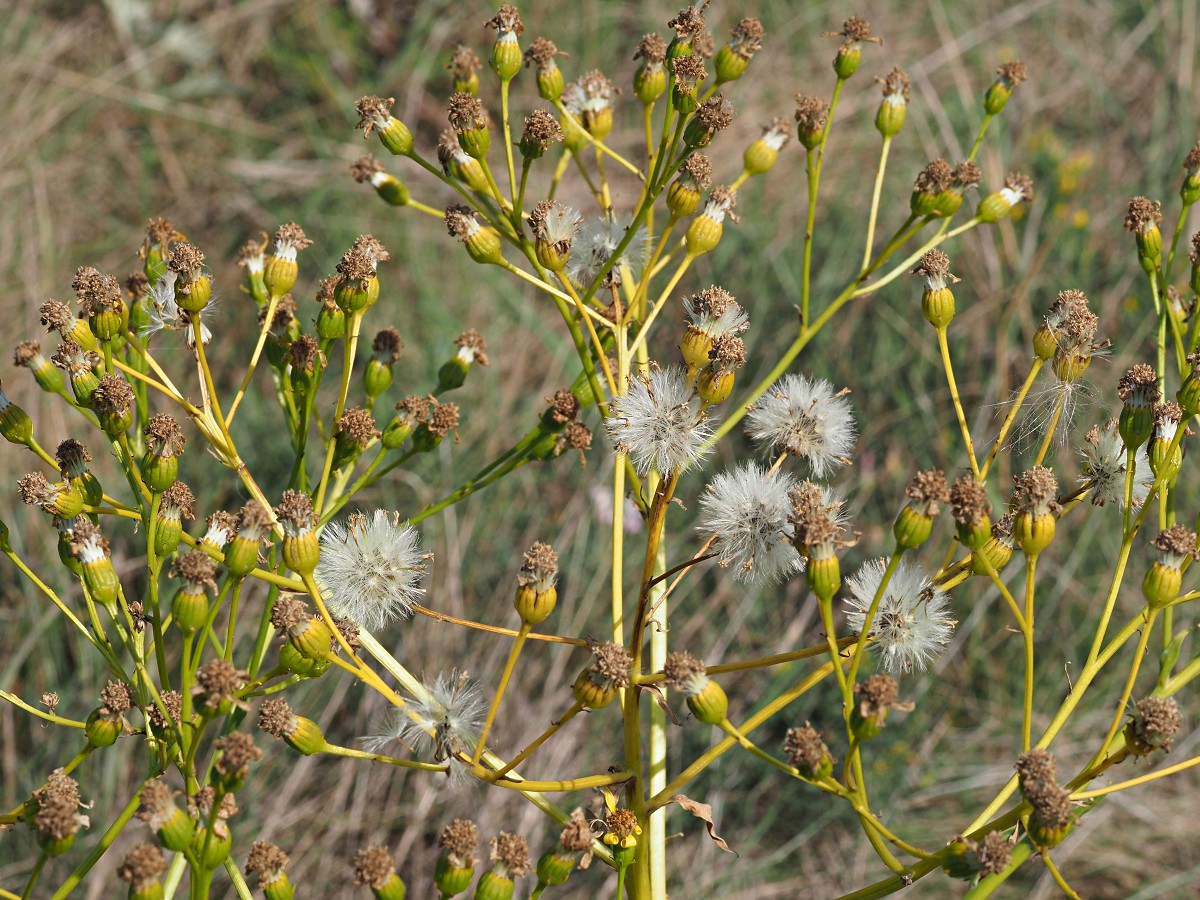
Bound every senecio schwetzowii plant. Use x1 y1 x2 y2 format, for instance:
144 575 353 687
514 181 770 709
4 3 1200 898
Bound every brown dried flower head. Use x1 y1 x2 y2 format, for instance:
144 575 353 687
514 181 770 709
439 818 479 868
350 154 384 183
1124 196 1163 234
490 831 532 877
877 67 911 101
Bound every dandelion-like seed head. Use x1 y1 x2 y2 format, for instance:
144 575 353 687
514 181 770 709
698 463 804 585
844 558 956 675
315 510 429 630
368 671 483 776
746 373 856 477
1079 420 1152 508
566 212 648 289
605 365 712 476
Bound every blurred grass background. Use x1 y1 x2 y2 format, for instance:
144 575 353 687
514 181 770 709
2 0 1199 897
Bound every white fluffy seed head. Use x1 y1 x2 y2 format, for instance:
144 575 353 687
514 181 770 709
1079 421 1152 508
746 374 856 477
605 366 712 476
843 558 955 675
698 463 804 585
364 671 482 784
315 510 429 631
565 213 648 288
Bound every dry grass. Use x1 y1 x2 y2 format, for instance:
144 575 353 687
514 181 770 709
2 0 1199 897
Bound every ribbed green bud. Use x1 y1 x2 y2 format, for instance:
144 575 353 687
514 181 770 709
695 367 734 405
335 276 380 314
806 555 840 603
289 615 333 660
193 826 231 868
316 304 346 342
686 679 728 725
685 214 723 256
893 507 933 549
82 558 121 609
850 704 885 740
535 849 575 886
833 46 861 79
374 175 410 206
378 119 414 157
875 98 906 138
371 872 407 900
156 806 195 853
281 532 320 577
284 716 329 756
667 180 701 218
473 871 513 900
713 45 749 83
633 66 666 104
572 668 617 709
1013 511 1055 556
69 367 101 407
1143 561 1183 609
437 357 470 393
224 535 259 579
921 287 956 328
153 517 182 558
278 642 330 679
1183 174 1200 207
983 81 1014 115
463 226 505 266
956 516 992 551
1150 438 1183 482
141 454 178 495
38 831 76 858
263 257 298 299
434 857 475 897
977 191 1014 223
491 37 522 82
263 878 295 900
85 708 123 747
174 275 211 313
0 399 33 444
380 417 415 451
515 584 557 626
971 535 1013 576
457 126 491 161
671 84 699 114
537 68 564 101
1027 813 1073 850
171 587 209 635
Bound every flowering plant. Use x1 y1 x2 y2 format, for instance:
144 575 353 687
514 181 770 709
4 3 1200 899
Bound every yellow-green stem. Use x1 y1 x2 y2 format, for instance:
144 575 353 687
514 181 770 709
472 623 531 765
